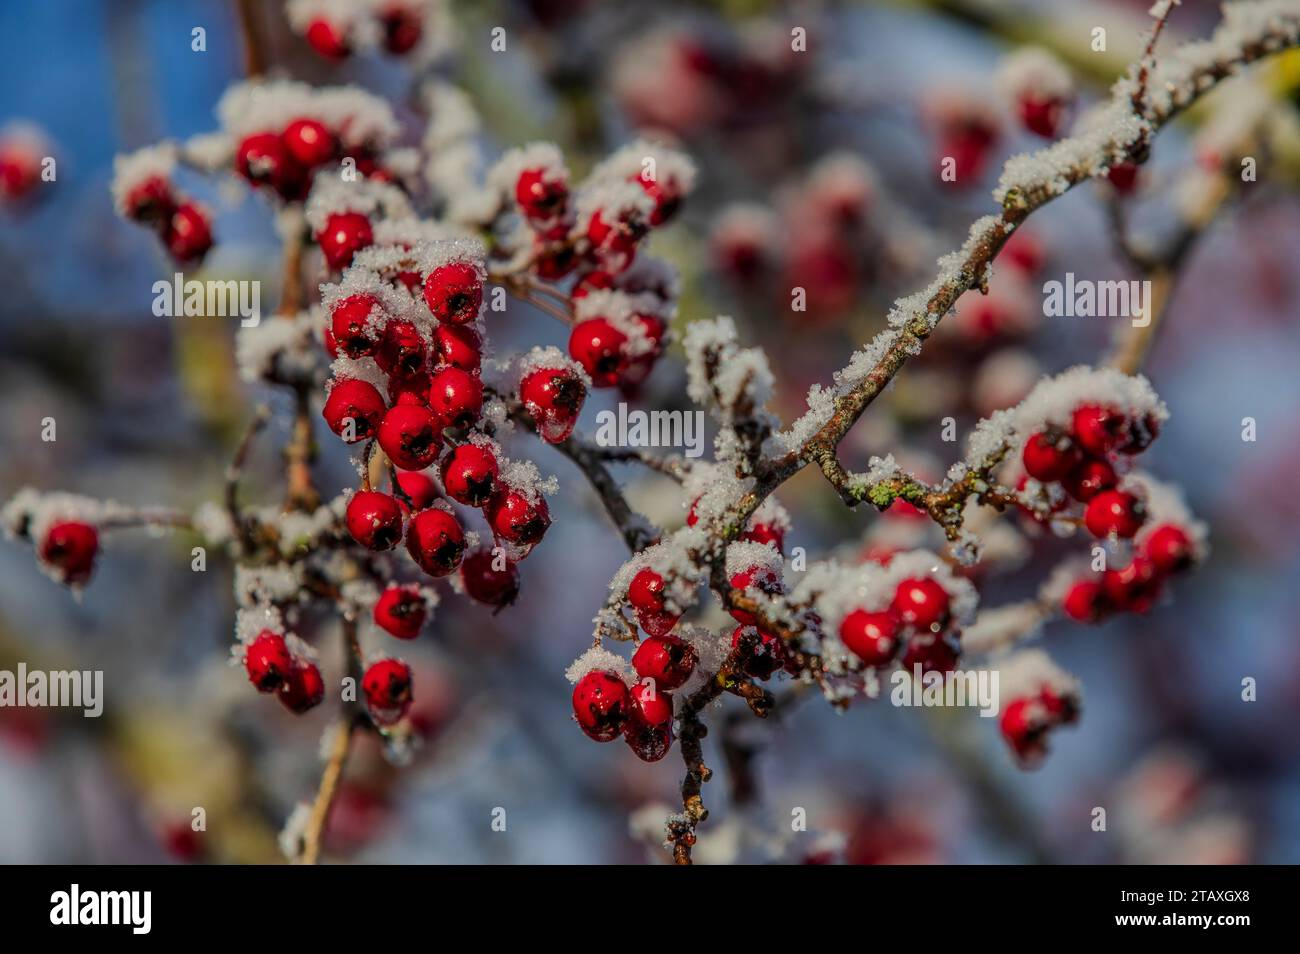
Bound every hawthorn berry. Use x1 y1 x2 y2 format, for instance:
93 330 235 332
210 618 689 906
1084 489 1145 539
440 442 499 506
1021 431 1078 482
1061 580 1111 624
433 324 482 373
1102 556 1163 613
839 609 901 668
374 584 428 639
519 365 587 443
423 262 482 324
485 490 550 547
628 680 674 727
330 294 383 358
1071 403 1127 457
624 719 674 762
571 271 615 299
515 167 568 222
899 632 959 675
122 175 174 224
323 378 386 442
1061 456 1118 502
740 520 785 553
728 564 782 626
278 659 325 714
1040 686 1079 724
375 320 425 376
305 18 350 59
394 471 439 513
378 404 442 470
628 568 680 637
571 669 630 742
426 367 483 432
362 658 413 726
39 520 99 586
568 318 629 388
586 207 646 269
318 211 373 269
236 132 304 197
1107 161 1140 194
459 548 521 608
890 577 951 632
405 507 466 577
345 490 404 551
1017 95 1067 138
387 369 433 408
380 5 423 54
1000 697 1050 764
1143 524 1194 574
633 168 681 225
282 118 337 169
245 630 293 692
731 625 786 680
632 634 697 691
164 203 213 263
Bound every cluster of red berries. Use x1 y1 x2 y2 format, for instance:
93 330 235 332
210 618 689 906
999 681 1079 766
839 576 961 676
235 116 342 203
243 629 325 714
1021 402 1160 539
118 169 212 264
1062 521 1198 623
296 2 431 61
571 633 698 762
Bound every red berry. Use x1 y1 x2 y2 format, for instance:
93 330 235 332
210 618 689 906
374 584 428 639
378 404 442 470
1143 524 1194 574
899 632 959 675
1022 431 1078 482
1101 556 1163 613
741 520 785 553
394 471 439 513
728 565 782 625
1040 686 1079 724
282 118 337 168
433 323 482 372
123 175 174 224
323 378 386 442
305 18 350 59
459 548 521 608
427 367 483 432
39 521 99 586
1107 161 1139 194
628 679 674 727
1000 697 1050 763
345 490 404 551
422 262 482 324
330 294 384 358
515 167 568 222
730 626 786 680
375 320 425 376
624 719 674 762
628 568 680 637
317 211 373 270
380 6 423 55
236 132 304 197
485 490 550 547
572 669 630 742
519 365 586 443
633 169 681 225
405 507 466 577
1071 403 1128 457
572 271 615 299
632 634 697 691
587 208 645 268
568 318 628 388
1084 489 1146 539
890 578 951 631
1062 580 1111 624
617 313 667 387
1061 456 1118 502
440 442 499 506
362 659 413 726
839 609 901 667
245 630 293 692
1121 413 1160 453
278 659 325 714
164 203 212 263
1017 95 1066 138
